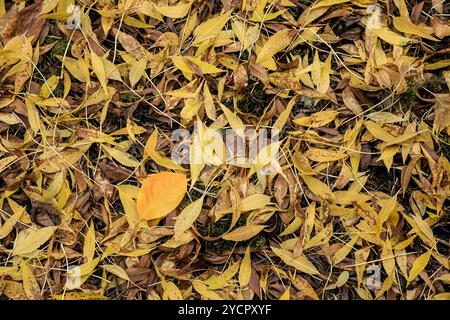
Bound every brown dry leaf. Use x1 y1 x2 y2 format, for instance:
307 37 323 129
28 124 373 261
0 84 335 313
342 86 363 114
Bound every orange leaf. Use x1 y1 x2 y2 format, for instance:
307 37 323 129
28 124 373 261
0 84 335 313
136 172 187 220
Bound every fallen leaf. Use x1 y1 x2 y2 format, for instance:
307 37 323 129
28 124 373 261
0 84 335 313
136 172 187 220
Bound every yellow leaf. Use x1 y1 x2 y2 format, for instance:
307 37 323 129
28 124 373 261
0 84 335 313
279 286 290 300
25 99 40 134
412 214 436 246
222 225 266 241
42 171 64 201
380 241 396 275
201 125 227 165
407 249 432 284
395 248 408 277
324 271 349 290
136 172 187 220
301 174 335 200
39 75 59 98
280 216 303 237
101 264 130 281
144 129 186 170
393 0 409 18
431 293 450 300
304 223 333 249
424 60 450 71
83 221 95 262
290 275 319 300
192 280 223 300
355 246 371 287
256 29 293 68
0 199 24 239
250 140 281 175
162 231 193 248
35 97 70 108
303 202 316 242
0 113 21 125
116 184 141 227
90 51 108 94
51 292 108 300
189 122 206 187
21 260 41 299
172 56 224 74
67 257 100 278
102 144 140 168
271 246 320 275
41 0 59 14
435 274 450 284
174 196 204 237
294 110 338 128
239 246 252 288
375 272 395 299
102 56 122 81
305 148 346 162
240 194 271 212
156 0 193 19
394 235 416 250
393 16 439 41
378 196 398 225
311 51 331 94
162 281 183 300
243 24 260 50
311 0 351 9
203 82 216 120
378 145 399 171
60 56 90 83
219 102 245 135
365 121 395 142
0 155 17 172
222 262 240 281
193 9 232 45
12 226 57 256
273 97 296 131
375 28 416 46
129 58 147 87
205 275 228 290
332 236 358 264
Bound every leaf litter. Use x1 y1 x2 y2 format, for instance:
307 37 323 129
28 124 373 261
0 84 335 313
0 0 449 300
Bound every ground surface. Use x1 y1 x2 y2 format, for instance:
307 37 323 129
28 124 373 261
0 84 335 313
0 0 449 300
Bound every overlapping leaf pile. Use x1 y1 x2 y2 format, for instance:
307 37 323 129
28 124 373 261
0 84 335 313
0 0 449 300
